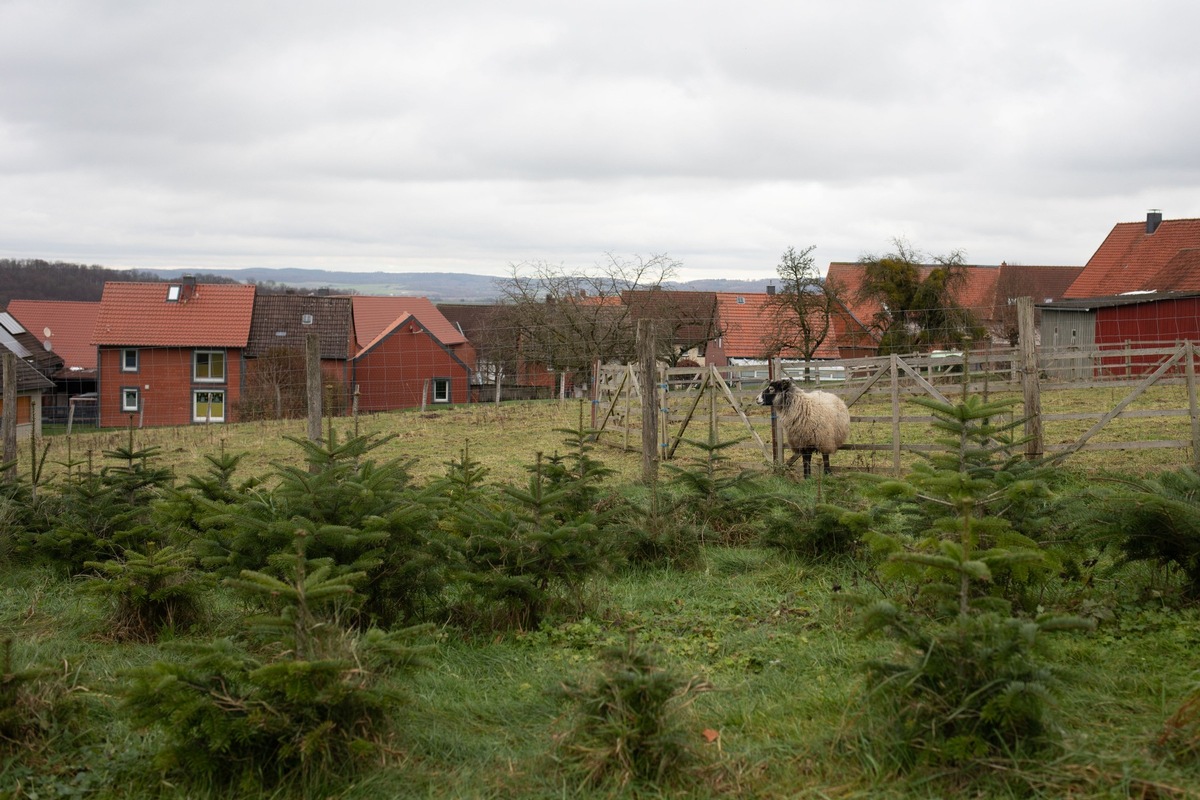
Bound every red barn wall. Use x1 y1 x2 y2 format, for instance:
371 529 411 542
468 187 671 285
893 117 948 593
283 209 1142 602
1096 297 1200 346
98 346 244 427
352 327 469 411
1094 298 1200 376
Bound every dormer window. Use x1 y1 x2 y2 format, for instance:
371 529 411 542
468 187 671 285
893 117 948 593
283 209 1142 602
166 285 181 302
301 314 314 326
736 296 745 304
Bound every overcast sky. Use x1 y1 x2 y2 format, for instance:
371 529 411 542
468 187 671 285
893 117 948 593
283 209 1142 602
3 1 1199 282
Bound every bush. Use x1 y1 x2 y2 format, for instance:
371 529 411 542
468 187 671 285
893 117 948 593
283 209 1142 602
122 539 432 790
554 639 713 790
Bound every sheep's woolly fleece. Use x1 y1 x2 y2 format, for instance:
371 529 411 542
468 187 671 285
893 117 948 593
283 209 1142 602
756 381 850 458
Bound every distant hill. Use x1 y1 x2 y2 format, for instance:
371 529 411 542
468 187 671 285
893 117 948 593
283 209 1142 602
3 261 779 307
142 268 779 303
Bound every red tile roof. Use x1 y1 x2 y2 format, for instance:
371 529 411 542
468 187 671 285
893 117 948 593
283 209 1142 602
6 299 100 371
350 296 467 353
91 282 255 347
827 263 1001 329
1064 217 1200 299
713 292 841 359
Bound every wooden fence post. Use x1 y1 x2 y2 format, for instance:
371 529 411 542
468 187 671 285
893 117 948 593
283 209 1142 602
305 333 323 456
769 357 783 464
352 384 360 437
1017 297 1043 460
637 319 658 484
2 352 16 484
1187 341 1200 470
889 353 901 476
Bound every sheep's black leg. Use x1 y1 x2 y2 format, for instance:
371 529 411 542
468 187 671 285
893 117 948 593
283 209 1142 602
802 449 813 479
822 452 832 475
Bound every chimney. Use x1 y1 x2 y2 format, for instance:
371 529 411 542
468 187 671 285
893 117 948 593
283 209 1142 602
766 285 776 296
1147 210 1163 235
181 274 197 301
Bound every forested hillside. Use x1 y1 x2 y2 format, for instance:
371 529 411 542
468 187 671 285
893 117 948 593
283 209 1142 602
0 259 244 307
0 260 342 308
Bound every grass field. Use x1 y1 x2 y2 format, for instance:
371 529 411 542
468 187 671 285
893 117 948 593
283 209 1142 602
3 398 1200 798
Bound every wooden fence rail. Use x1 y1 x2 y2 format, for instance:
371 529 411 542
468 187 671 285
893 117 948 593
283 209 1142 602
591 331 1200 477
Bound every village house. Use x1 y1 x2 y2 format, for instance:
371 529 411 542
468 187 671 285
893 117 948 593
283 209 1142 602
5 299 101 426
349 295 473 411
1039 212 1200 375
0 311 58 438
91 279 255 427
241 293 354 418
826 261 1082 355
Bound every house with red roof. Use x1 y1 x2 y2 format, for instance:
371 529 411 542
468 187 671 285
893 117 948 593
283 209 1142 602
349 296 473 410
91 279 255 427
704 291 844 365
1039 212 1200 366
5 299 101 425
826 261 1082 354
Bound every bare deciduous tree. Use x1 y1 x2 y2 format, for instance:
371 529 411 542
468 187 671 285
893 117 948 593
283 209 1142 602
495 254 680 380
759 245 844 365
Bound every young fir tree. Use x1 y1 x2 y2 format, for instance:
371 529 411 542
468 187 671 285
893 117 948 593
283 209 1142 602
194 432 416 592
83 542 212 642
34 430 174 574
122 529 432 789
453 449 615 631
849 395 1092 768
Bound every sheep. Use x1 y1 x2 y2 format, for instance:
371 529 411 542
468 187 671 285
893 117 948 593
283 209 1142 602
754 379 850 478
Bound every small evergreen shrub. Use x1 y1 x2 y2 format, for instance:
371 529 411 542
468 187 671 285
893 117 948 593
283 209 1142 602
847 395 1091 770
554 639 713 790
758 480 870 561
611 485 703 570
857 601 1088 767
1079 467 1200 599
122 535 432 790
33 434 174 574
0 638 85 758
663 436 762 545
450 433 619 631
83 543 212 642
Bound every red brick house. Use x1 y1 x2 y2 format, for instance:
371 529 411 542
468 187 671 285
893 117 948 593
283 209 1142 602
91 280 255 427
352 312 472 410
349 296 473 410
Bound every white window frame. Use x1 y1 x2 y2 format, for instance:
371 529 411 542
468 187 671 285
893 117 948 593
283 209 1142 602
193 350 226 382
121 387 139 412
432 377 451 404
121 348 139 372
193 390 225 423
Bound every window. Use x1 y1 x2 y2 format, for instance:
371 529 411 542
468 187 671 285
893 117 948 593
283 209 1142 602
432 378 450 404
193 390 225 422
121 388 139 412
121 349 138 372
166 285 181 302
194 350 226 382
301 313 314 326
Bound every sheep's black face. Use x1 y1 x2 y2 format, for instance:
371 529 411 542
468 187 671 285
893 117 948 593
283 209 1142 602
755 379 792 406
